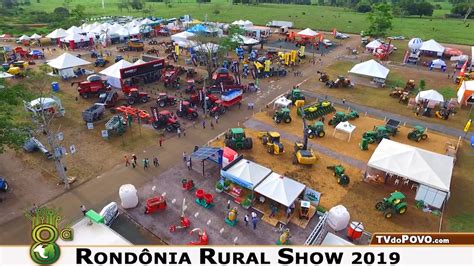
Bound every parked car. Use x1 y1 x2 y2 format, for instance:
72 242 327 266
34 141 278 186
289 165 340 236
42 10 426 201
322 39 333 46
335 32 349 39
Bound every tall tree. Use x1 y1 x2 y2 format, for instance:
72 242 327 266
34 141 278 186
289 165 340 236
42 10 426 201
367 3 393 37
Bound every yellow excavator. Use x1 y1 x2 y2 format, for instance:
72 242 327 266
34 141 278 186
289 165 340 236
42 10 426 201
293 107 317 166
257 131 284 155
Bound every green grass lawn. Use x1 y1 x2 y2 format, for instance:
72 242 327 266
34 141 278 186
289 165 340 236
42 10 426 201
14 0 474 45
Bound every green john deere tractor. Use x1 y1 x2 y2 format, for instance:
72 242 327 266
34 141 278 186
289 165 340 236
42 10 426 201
307 121 325 138
328 111 347 126
345 110 359 120
273 108 292 124
375 191 408 219
286 88 305 103
224 128 253 150
362 126 390 144
327 165 350 185
407 125 428 142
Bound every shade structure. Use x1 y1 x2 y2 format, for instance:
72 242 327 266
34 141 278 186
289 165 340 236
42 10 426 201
46 28 68 39
133 59 146 65
171 31 195 44
47 53 91 70
333 121 356 142
457 80 474 106
232 34 259 45
415 89 444 103
0 72 14 78
420 39 445 55
18 35 30 41
221 159 272 190
232 20 253 28
297 28 318 38
365 40 382 50
255 172 306 207
99 59 133 88
66 25 85 35
431 59 446 68
63 32 87 42
367 139 453 193
444 47 463 56
30 33 42 39
349 59 390 80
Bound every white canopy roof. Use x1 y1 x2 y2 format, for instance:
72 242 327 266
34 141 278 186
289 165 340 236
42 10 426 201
321 232 354 246
63 32 87 42
221 159 272 189
349 59 390 79
30 33 42 39
420 39 445 54
274 96 292 109
431 59 446 67
297 28 318 37
133 59 146 65
141 18 154 25
18 35 30 41
254 172 306 207
171 31 195 41
415 89 444 103
368 139 453 192
231 20 253 27
66 25 85 35
47 53 92 69
0 72 14 79
46 28 68 38
366 40 382 49
100 59 132 79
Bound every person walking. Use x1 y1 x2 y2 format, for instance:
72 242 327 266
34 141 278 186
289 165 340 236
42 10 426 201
238 102 242 109
244 214 249 226
131 154 137 168
159 137 163 147
153 156 159 167
182 152 187 163
270 204 277 217
215 115 219 124
143 158 149 170
30 204 38 216
202 120 206 129
210 121 214 129
186 159 191 170
182 128 186 137
80 205 87 216
124 155 130 167
227 200 231 211
177 128 181 138
252 215 258 230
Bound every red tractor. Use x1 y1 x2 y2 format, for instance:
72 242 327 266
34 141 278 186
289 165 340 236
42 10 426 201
71 75 110 98
209 100 226 117
156 93 177 108
162 66 185 88
185 80 197 94
150 107 181 132
177 101 199 120
207 68 246 93
126 88 150 105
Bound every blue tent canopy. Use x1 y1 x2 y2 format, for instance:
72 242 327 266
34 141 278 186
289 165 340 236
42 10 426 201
187 24 210 33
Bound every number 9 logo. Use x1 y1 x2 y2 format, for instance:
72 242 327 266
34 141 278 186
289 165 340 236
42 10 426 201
30 224 61 264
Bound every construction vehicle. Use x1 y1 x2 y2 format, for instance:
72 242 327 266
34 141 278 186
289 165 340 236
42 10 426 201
273 107 292 124
71 75 110 98
297 101 335 120
326 76 354 88
317 71 329 82
293 108 317 166
176 101 199 120
375 191 408 219
82 103 105 123
307 121 325 138
105 115 126 136
0 177 8 192
362 126 390 144
407 126 428 142
345 110 359 120
286 88 305 104
224 128 253 150
327 165 350 185
257 131 284 155
94 57 109 67
156 93 176 108
150 107 180 132
328 112 347 126
126 88 150 105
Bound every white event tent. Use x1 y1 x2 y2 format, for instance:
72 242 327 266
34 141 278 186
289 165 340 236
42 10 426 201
47 53 92 78
99 59 133 88
415 89 444 104
367 139 453 194
365 40 382 51
420 39 445 56
254 172 306 207
221 159 272 190
30 33 42 39
349 59 390 80
297 28 318 38
171 31 195 47
46 28 68 39
18 35 30 41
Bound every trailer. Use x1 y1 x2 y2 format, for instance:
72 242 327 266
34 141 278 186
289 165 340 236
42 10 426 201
266 21 293 28
82 103 105 123
221 90 242 108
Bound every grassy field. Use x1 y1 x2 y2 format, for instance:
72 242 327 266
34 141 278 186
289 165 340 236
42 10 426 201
13 0 474 44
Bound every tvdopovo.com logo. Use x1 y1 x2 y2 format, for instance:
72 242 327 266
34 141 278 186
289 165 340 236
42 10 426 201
25 207 73 264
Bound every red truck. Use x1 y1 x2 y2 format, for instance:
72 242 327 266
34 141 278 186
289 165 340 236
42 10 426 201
71 75 111 98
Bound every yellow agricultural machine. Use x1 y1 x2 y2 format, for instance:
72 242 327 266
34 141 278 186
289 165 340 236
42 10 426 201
293 107 317 166
257 131 284 155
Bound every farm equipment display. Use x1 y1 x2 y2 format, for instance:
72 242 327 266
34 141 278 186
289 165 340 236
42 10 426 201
385 119 400 136
294 108 317 166
297 101 335 120
317 71 329 82
207 68 246 93
0 177 8 192
182 179 195 191
185 80 196 93
169 199 191 232
209 100 226 117
195 189 214 209
435 107 455 120
98 90 119 108
126 88 150 105
94 57 109 67
82 103 105 123
144 195 167 214
307 121 325 138
105 115 126 136
326 76 354 88
407 125 428 142
150 107 180 132
71 75 110 98
375 191 408 219
23 137 53 159
273 107 292 124
362 126 390 144
327 165 350 185
177 101 199 120
162 67 184 88
224 128 253 150
188 228 209 245
328 112 346 126
120 39 144 52
257 131 284 155
286 88 305 103
156 93 176 108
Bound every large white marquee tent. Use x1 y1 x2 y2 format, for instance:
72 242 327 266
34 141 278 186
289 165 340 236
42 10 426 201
99 59 133 88
254 172 306 207
420 39 445 56
221 159 272 190
47 53 91 78
349 59 390 80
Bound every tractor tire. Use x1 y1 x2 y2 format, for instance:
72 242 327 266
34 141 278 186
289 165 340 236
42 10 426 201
421 134 428 140
262 135 268 145
318 131 326 137
127 98 136 105
187 113 194 120
225 139 236 149
384 211 393 219
274 117 281 124
192 112 198 118
243 138 253 149
284 117 292 123
82 93 90 99
165 125 174 132
308 133 315 139
176 111 183 117
141 97 149 103
267 145 274 154
0 181 7 192
375 201 384 210
397 205 407 215
152 121 160 130
220 108 226 115
328 119 334 126
158 101 166 108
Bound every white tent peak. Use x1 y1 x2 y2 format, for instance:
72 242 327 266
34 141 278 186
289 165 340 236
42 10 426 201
366 40 382 49
46 28 68 39
255 172 306 207
349 59 390 79
47 53 92 69
100 59 133 79
30 33 42 39
133 59 146 66
420 39 445 54
415 89 444 103
67 25 85 35
18 35 30 41
297 28 318 37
